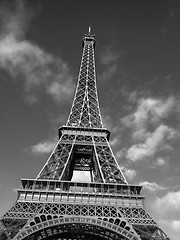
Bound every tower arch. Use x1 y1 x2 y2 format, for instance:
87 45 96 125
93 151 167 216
18 216 139 240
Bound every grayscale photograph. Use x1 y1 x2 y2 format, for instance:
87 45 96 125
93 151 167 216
0 1 180 240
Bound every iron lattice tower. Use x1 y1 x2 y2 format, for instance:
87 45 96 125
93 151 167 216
0 28 171 240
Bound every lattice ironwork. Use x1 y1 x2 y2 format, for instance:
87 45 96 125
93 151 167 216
119 207 157 225
0 29 171 240
39 203 119 218
2 202 43 219
37 140 74 180
35 127 126 183
66 31 103 128
0 220 10 240
13 216 141 240
133 225 171 240
1 219 27 239
95 144 127 183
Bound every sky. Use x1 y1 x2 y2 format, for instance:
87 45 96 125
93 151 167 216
0 0 180 239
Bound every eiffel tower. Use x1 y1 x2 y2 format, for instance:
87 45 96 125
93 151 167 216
0 28 171 240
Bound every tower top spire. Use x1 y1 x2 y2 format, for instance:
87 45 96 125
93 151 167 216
83 27 96 47
88 26 91 35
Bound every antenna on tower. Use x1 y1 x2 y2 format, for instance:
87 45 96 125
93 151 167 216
88 26 91 35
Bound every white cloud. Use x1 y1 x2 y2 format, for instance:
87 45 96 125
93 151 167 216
132 128 149 142
121 167 136 182
110 136 120 147
0 0 75 104
101 111 119 133
154 157 168 167
122 95 180 163
46 71 75 102
99 46 120 66
147 191 180 239
126 124 175 161
139 181 165 192
0 0 33 39
172 220 180 232
155 219 180 240
154 191 180 219
99 64 118 82
121 96 177 142
152 97 175 120
115 150 124 159
98 46 125 82
135 97 175 125
30 139 56 155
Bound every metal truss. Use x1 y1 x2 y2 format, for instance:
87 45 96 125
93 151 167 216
0 202 43 239
0 200 170 240
36 127 127 184
2 202 43 219
133 225 171 240
36 140 74 180
12 216 141 240
119 207 156 225
66 32 103 128
0 29 171 240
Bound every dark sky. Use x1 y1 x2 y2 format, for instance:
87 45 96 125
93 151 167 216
0 1 180 239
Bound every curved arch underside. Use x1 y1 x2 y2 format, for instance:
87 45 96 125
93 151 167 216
25 224 123 240
19 217 138 240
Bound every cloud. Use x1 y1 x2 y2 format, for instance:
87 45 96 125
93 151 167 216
30 139 56 155
122 96 176 140
99 64 118 82
153 191 180 219
101 111 119 133
171 220 180 232
121 167 136 182
154 157 169 167
98 46 125 82
102 111 121 148
126 124 175 161
139 181 165 192
121 95 180 162
109 137 119 147
147 191 180 239
0 0 33 39
161 9 178 35
115 149 126 159
0 0 75 104
99 46 120 66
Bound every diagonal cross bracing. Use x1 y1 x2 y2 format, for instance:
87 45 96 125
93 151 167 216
67 33 103 128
